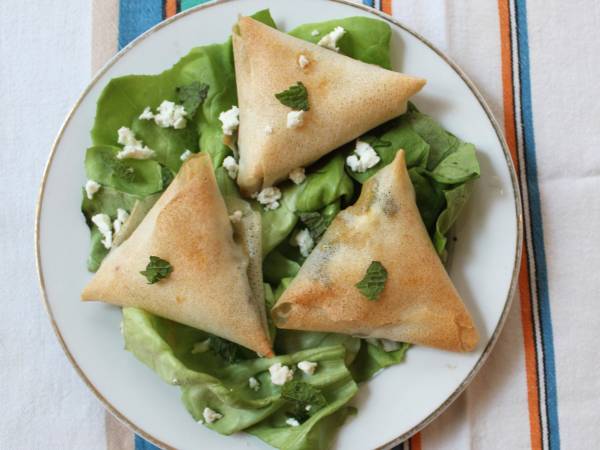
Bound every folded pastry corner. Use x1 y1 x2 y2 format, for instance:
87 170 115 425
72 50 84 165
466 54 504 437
233 16 426 195
271 150 478 352
81 153 273 357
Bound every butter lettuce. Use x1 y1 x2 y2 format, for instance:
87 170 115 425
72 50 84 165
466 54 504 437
84 9 480 450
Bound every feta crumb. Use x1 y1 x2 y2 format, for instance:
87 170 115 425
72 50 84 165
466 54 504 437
288 167 306 185
116 127 155 160
171 377 179 385
305 405 312 411
293 229 314 258
180 149 193 161
222 156 239 179
229 210 243 224
219 105 240 135
269 363 294 385
297 360 318 375
139 106 154 120
286 418 300 427
113 208 129 234
264 125 273 135
298 54 310 69
256 187 282 211
153 100 188 129
248 377 260 391
85 180 101 200
91 213 112 249
287 110 305 129
202 407 223 424
318 26 346 52
191 339 211 354
380 339 402 352
346 141 381 173
311 29 320 37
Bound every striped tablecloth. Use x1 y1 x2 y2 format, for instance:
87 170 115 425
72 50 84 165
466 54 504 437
65 0 600 449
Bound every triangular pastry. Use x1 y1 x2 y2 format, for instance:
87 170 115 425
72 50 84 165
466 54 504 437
233 17 426 195
271 151 478 352
82 153 273 356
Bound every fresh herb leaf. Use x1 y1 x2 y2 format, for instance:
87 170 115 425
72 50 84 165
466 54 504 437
140 256 173 284
209 336 241 363
281 380 327 422
300 212 330 242
99 149 137 182
355 261 388 301
275 82 309 111
176 81 209 117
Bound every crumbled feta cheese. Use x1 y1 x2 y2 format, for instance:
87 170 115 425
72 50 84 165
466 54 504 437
346 140 381 173
229 210 243 224
113 208 129 234
191 339 211 354
318 26 346 52
269 363 294 385
85 180 101 200
222 156 239 179
139 106 154 120
91 213 112 249
264 201 280 211
264 125 273 135
180 149 193 161
202 407 223 424
293 229 314 258
256 187 282 211
287 110 305 129
116 127 155 160
219 105 240 135
248 377 260 391
298 54 310 69
311 29 320 37
171 377 179 385
305 405 312 411
380 339 402 352
153 100 188 129
286 418 300 427
297 360 318 375
288 167 306 185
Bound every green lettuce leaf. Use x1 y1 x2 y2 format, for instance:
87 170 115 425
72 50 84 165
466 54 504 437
84 145 163 196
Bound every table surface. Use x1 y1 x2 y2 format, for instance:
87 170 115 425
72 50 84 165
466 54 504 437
2 1 599 449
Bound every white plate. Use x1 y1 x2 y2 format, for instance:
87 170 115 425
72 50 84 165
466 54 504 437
35 1 522 449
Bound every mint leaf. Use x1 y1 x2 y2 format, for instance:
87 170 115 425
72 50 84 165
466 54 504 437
275 82 309 111
299 212 330 242
140 256 173 284
209 336 241 363
176 81 209 117
355 261 387 301
281 381 327 422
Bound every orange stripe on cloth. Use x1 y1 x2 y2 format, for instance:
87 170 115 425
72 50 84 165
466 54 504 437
164 0 177 18
381 0 392 15
409 432 422 450
497 1 542 448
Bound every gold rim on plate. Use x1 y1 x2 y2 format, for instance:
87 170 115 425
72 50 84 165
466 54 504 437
34 1 524 449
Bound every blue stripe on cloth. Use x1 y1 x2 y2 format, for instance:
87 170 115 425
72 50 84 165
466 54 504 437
135 434 162 450
118 0 164 49
514 0 561 449
362 0 375 7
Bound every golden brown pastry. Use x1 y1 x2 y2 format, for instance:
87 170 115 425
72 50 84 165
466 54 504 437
232 17 426 195
81 153 273 356
271 151 478 352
